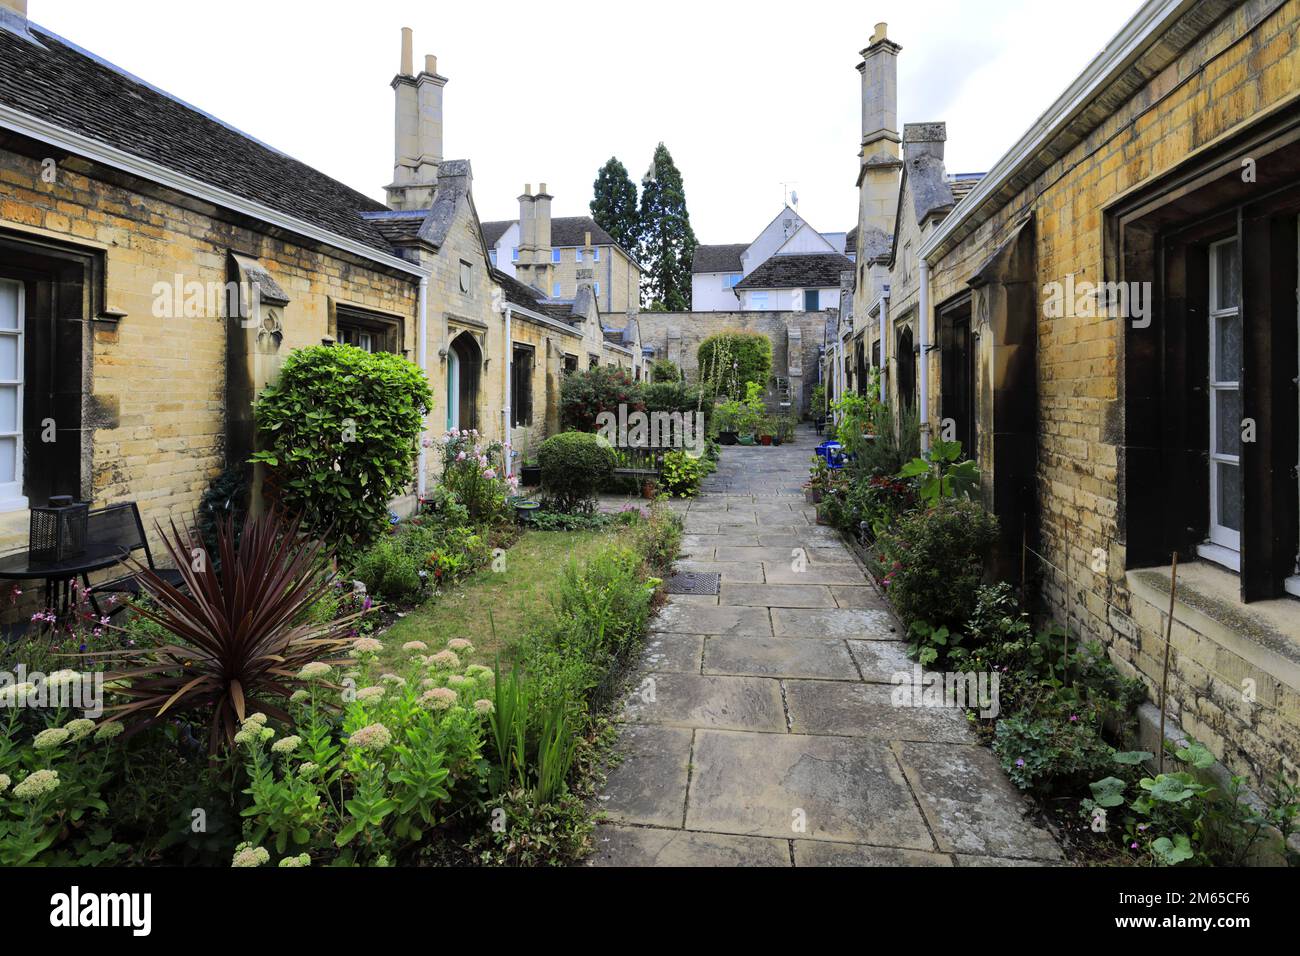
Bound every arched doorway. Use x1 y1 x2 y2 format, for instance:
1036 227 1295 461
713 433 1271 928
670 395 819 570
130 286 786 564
895 325 916 412
446 332 481 432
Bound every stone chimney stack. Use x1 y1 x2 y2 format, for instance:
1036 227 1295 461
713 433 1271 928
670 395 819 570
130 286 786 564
386 29 445 210
903 122 946 162
516 184 538 290
854 23 903 246
533 182 553 291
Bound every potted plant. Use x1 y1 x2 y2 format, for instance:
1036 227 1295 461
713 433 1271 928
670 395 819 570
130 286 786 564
759 416 774 446
714 399 742 445
776 414 797 446
512 497 541 523
516 428 542 486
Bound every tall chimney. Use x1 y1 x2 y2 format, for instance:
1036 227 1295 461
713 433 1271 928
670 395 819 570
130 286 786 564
903 122 946 162
415 53 446 182
855 23 903 240
517 185 537 289
534 182 553 289
385 29 444 210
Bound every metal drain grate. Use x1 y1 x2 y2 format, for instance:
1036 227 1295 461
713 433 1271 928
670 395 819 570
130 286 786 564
664 571 721 595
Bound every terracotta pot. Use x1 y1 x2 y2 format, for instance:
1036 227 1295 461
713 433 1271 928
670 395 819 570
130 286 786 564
642 480 656 499
759 435 773 446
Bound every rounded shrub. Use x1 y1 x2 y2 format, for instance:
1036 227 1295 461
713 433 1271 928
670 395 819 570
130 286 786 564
538 431 616 512
251 344 432 554
559 366 644 432
650 359 682 383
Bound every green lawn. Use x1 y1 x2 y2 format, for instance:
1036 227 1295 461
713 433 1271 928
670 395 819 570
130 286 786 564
370 528 618 674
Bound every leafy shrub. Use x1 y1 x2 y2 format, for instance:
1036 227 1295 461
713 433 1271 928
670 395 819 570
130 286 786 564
465 788 593 866
252 345 432 553
650 359 682 383
559 366 643 432
660 451 706 497
538 432 616 512
809 383 827 420
643 380 706 430
992 693 1119 795
630 506 683 576
102 509 366 753
877 497 998 630
351 533 425 604
697 330 772 400
818 472 917 537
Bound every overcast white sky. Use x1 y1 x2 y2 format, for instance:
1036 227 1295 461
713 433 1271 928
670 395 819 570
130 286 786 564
32 0 1143 244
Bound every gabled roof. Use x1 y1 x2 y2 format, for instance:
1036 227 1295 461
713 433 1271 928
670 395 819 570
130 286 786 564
481 220 514 247
692 243 747 274
0 20 398 256
733 253 854 291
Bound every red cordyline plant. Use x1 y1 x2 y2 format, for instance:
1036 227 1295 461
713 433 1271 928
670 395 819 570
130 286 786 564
99 508 360 755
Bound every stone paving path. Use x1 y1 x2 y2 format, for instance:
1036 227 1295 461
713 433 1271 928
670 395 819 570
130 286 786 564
587 426 1064 867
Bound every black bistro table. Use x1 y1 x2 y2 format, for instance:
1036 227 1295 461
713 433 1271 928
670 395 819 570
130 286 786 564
0 544 130 618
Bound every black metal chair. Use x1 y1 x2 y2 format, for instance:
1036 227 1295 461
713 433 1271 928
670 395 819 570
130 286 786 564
83 503 186 616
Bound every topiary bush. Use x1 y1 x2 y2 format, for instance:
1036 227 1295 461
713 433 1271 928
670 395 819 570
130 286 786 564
538 431 615 512
252 345 432 553
559 366 644 432
876 497 999 631
697 330 772 400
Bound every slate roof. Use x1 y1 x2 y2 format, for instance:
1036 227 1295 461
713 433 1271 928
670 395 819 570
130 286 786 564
480 216 617 249
0 21 399 255
480 220 514 246
948 174 983 205
733 253 854 291
692 243 747 274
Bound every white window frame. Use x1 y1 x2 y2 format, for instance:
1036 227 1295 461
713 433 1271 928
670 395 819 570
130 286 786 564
594 281 601 296
511 247 519 263
592 247 601 262
1199 237 1242 569
575 248 584 263
552 282 562 297
0 278 26 511
551 248 561 264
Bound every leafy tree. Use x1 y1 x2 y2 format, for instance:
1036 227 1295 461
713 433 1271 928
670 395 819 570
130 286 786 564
590 157 640 255
637 143 697 311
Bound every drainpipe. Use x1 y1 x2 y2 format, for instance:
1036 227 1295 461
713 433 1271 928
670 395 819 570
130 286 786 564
878 293 888 405
918 259 931 454
835 329 847 422
503 305 513 478
417 276 429 499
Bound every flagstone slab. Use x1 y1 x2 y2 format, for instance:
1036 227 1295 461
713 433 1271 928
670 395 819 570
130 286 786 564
621 673 786 732
714 546 805 564
677 535 716 558
805 547 857 565
587 825 791 867
847 639 915 683
955 854 1066 867
652 603 772 636
792 841 954 867
674 560 765 584
703 636 859 680
892 741 1064 861
759 527 843 546
682 520 721 534
720 584 836 608
830 585 890 609
772 607 897 640
666 593 719 607
785 680 975 742
639 633 704 674
762 563 869 586
686 730 935 849
597 726 694 827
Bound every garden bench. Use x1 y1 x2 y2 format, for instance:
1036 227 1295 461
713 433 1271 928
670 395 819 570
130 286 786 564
612 444 669 481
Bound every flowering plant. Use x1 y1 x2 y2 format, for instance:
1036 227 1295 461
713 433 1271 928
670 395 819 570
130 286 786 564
437 430 515 525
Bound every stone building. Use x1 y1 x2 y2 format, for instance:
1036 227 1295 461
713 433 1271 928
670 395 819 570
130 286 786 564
0 5 636 594
692 206 854 312
838 2 1300 788
483 210 641 314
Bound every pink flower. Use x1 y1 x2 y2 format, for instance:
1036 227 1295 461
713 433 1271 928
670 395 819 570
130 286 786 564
484 469 496 480
456 451 466 461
